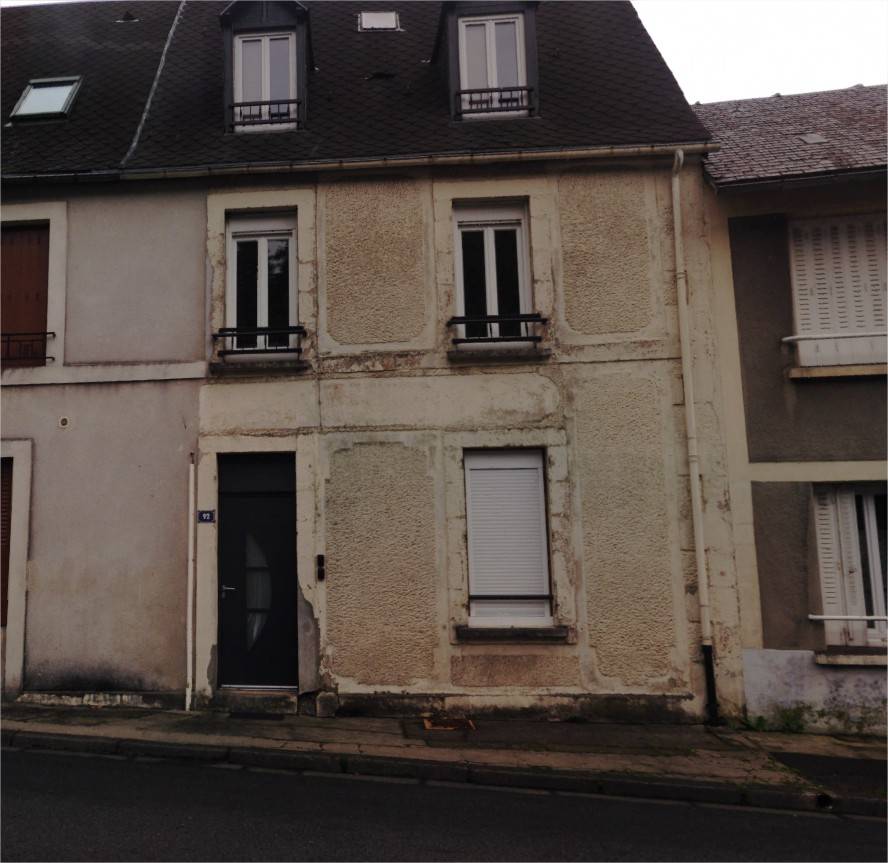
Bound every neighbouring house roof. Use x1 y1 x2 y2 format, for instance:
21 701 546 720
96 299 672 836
1 0 710 180
693 85 887 188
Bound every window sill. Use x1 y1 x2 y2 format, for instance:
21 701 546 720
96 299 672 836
453 624 569 643
814 647 887 667
209 357 310 377
786 364 886 380
447 345 550 365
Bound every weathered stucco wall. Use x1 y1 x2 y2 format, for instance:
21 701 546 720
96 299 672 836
322 178 430 346
324 442 438 685
574 367 684 687
559 169 655 336
1 380 199 692
66 189 207 364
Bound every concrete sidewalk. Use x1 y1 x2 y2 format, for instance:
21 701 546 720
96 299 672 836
2 703 884 817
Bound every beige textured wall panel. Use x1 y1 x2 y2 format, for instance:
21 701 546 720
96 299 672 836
451 655 580 688
199 380 319 434
576 372 676 684
1 381 199 691
324 179 427 345
67 190 206 363
321 373 560 430
560 171 654 335
326 443 437 685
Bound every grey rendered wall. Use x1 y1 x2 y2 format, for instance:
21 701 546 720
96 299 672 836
2 380 199 692
728 213 887 462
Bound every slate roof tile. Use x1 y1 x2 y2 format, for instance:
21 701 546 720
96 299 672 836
693 85 886 187
2 0 709 179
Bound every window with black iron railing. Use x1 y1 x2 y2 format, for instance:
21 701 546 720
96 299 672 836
229 99 302 130
447 313 546 345
456 86 533 118
212 325 306 357
1 331 55 368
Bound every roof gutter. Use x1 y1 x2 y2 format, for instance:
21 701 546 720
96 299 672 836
3 141 717 185
707 165 886 193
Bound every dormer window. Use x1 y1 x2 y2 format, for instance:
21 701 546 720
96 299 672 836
10 77 80 120
221 0 309 133
233 32 298 130
457 15 529 118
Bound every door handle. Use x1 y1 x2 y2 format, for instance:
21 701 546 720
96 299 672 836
221 585 237 595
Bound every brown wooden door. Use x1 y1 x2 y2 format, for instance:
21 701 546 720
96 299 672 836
1 224 50 367
1 458 12 627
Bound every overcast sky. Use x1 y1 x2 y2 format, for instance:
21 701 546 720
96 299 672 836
2 0 887 105
634 0 887 103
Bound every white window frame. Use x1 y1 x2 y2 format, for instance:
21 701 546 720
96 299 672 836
10 77 81 119
457 13 527 118
453 203 532 342
813 486 887 647
233 32 297 131
464 449 553 627
786 214 887 367
358 11 400 31
225 214 299 350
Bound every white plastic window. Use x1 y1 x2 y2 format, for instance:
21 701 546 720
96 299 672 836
464 450 552 626
814 486 887 646
225 215 298 350
358 11 399 30
457 14 527 117
454 203 532 341
233 33 297 129
788 215 887 366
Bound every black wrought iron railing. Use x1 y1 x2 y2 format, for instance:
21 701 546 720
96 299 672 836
456 86 533 117
1 331 55 367
213 326 306 356
228 99 302 129
447 313 546 344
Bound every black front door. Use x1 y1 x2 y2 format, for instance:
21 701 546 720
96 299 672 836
218 453 298 687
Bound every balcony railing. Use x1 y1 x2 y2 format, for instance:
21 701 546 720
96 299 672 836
447 313 546 344
455 86 533 117
1 331 55 367
228 99 302 130
213 326 305 356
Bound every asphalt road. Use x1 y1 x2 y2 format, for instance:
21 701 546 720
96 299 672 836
2 748 885 862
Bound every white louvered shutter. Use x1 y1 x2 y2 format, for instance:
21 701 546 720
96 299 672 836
813 489 847 645
835 490 868 645
464 450 550 621
789 215 888 366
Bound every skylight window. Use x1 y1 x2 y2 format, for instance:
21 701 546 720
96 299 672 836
11 77 80 118
358 11 399 30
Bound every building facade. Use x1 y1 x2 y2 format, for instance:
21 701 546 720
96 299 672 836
3 0 840 726
697 86 887 733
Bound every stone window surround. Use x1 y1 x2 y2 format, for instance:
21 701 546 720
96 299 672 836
1 439 32 697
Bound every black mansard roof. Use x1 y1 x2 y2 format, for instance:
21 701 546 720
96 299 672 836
2 0 710 180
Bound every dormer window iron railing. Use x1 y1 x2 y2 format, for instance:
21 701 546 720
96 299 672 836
455 86 533 118
228 99 302 130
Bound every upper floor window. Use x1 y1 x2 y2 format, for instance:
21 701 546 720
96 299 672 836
358 11 399 31
216 214 302 356
10 77 80 120
232 33 299 130
813 486 887 647
449 203 544 345
1 224 53 367
457 14 530 118
787 214 887 367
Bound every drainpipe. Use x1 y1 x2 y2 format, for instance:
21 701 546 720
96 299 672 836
671 150 719 724
185 452 196 712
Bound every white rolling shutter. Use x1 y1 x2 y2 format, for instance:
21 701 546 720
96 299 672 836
789 215 888 366
813 488 847 645
464 450 551 622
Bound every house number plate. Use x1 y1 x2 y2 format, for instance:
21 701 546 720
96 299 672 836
197 510 216 523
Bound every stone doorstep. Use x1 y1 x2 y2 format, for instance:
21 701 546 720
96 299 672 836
3 725 884 818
